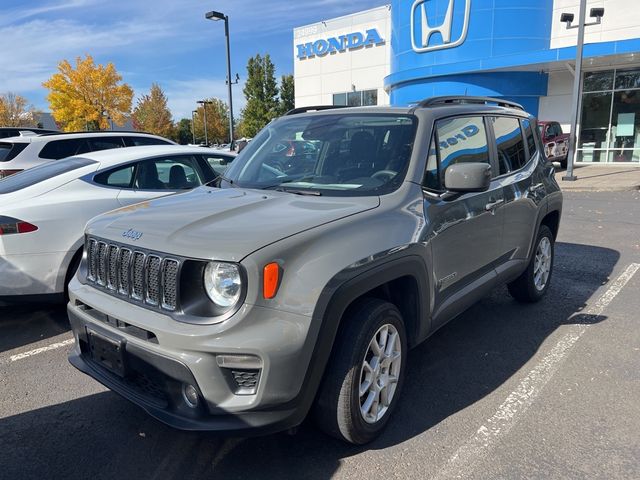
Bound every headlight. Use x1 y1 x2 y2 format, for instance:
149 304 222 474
204 262 242 307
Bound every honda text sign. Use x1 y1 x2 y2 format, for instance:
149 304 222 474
411 0 471 53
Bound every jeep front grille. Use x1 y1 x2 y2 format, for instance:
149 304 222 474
86 237 180 311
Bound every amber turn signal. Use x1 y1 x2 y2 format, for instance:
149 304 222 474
263 262 280 299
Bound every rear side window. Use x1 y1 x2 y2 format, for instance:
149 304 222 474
0 157 97 194
521 119 537 158
0 142 28 162
491 117 527 174
88 137 125 151
39 138 90 160
125 136 172 146
135 155 204 190
94 164 135 188
424 116 490 191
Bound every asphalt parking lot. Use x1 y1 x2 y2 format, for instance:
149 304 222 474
1 190 639 480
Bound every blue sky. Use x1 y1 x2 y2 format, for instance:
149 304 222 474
0 0 387 121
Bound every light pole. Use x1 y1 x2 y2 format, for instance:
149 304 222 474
205 10 237 150
191 110 197 144
560 2 605 181
197 100 213 146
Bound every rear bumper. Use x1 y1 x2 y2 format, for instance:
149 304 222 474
0 251 66 296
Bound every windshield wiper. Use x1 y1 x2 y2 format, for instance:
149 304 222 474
261 184 322 196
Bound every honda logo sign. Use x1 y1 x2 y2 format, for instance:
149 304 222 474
411 0 471 53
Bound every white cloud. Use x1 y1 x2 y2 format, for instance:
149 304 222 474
154 78 247 120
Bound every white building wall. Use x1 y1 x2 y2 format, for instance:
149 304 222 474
550 0 640 49
539 70 574 132
293 5 391 108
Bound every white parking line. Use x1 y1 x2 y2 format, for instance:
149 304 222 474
9 338 75 362
434 262 640 480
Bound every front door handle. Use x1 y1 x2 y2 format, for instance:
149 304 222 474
485 198 504 211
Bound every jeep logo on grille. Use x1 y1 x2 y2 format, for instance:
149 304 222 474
122 229 143 241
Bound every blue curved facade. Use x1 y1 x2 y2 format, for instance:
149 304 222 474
386 0 553 114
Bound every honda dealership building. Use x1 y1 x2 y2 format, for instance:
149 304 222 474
294 0 640 164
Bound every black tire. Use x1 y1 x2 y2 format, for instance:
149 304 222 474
508 225 554 303
64 248 83 302
560 157 568 169
313 298 407 444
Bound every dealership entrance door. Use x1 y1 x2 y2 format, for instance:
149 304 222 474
578 67 640 164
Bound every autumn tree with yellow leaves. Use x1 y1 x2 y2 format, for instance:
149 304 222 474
43 55 133 131
0 92 40 127
131 83 174 138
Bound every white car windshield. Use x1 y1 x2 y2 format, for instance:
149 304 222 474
223 113 417 196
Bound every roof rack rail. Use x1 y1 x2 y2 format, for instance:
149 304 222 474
414 96 524 111
285 105 349 116
37 130 156 136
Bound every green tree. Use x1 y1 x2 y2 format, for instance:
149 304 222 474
278 74 295 115
131 83 174 138
193 98 229 144
239 54 279 137
0 92 40 127
173 118 193 144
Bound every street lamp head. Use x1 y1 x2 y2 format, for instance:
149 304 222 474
560 12 574 25
590 7 605 19
205 10 226 21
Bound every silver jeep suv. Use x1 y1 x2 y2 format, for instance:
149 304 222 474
68 97 562 444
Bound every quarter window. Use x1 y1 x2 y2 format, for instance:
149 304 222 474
521 119 537 159
491 117 527 174
94 164 135 188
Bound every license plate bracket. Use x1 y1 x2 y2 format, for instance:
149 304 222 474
87 328 126 377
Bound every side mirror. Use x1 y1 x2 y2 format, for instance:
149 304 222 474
444 163 492 193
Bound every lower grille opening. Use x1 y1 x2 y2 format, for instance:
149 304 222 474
225 368 261 395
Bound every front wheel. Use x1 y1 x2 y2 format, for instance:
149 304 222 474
313 298 407 444
508 225 554 303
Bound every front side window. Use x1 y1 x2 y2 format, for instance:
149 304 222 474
125 136 172 146
222 113 417 196
491 116 527 174
203 154 236 176
135 155 203 190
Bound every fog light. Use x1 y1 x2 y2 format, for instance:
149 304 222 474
182 383 199 408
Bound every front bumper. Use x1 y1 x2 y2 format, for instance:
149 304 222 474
67 280 316 434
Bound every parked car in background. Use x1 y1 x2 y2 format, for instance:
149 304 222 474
538 121 569 168
0 145 220 305
0 131 175 179
67 97 562 444
0 127 59 139
198 150 237 176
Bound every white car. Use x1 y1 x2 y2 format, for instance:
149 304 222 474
0 145 236 304
0 131 175 179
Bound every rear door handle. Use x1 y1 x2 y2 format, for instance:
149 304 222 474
528 183 544 193
485 198 504 211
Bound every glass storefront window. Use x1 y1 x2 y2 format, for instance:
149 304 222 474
333 93 347 106
347 91 362 107
615 68 640 90
363 89 378 106
578 92 612 154
609 90 640 151
583 71 614 92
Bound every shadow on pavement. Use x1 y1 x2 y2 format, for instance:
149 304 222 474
0 242 620 480
0 303 69 354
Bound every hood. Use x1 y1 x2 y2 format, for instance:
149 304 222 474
87 187 380 261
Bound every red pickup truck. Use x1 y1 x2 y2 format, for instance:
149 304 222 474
538 121 570 168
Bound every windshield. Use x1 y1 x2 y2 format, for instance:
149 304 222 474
0 157 97 194
223 113 417 196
